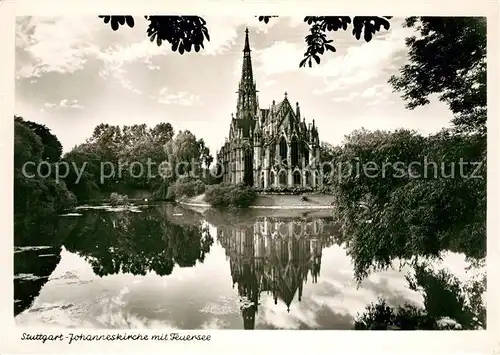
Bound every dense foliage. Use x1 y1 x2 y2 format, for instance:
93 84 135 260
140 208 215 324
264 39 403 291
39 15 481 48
61 123 212 202
204 183 257 208
327 128 486 282
14 116 214 214
14 117 76 217
389 17 486 135
109 192 130 206
166 178 206 201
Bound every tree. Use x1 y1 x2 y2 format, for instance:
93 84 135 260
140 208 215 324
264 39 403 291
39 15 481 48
319 141 342 184
15 116 63 162
14 116 76 216
14 119 44 170
62 143 102 202
389 17 486 135
150 122 174 146
87 123 123 163
98 16 392 67
328 17 486 284
164 130 212 177
331 128 485 282
61 122 176 197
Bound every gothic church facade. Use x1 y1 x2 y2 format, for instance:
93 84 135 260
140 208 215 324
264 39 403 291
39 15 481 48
216 29 322 190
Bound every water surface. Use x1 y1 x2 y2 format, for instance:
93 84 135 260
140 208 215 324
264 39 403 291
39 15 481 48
14 203 470 329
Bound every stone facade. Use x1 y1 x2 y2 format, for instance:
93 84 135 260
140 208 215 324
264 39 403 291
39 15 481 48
216 28 321 190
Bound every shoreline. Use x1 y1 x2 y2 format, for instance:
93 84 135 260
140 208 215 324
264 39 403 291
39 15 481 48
178 201 335 210
177 193 335 210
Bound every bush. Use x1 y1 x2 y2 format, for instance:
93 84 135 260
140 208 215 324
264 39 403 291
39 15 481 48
204 183 257 208
109 192 129 206
167 178 206 200
354 299 436 330
15 175 77 216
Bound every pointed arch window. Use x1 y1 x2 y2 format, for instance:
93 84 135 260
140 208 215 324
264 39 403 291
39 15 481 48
291 136 299 167
279 136 287 164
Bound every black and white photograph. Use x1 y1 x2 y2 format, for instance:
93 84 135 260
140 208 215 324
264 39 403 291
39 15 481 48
8 11 492 337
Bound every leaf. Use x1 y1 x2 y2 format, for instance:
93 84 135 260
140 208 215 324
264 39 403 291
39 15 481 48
125 16 135 28
111 20 119 31
202 27 210 41
313 54 320 64
100 16 110 24
172 40 179 52
364 30 373 42
156 36 162 46
257 15 278 24
325 44 336 52
352 28 361 40
299 57 308 68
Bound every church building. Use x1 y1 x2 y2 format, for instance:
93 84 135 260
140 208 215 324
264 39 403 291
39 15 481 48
216 28 322 190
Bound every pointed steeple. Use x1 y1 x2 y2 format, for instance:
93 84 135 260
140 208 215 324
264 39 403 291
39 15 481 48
243 27 251 53
236 28 258 121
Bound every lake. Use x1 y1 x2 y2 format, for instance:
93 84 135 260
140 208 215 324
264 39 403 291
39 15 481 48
14 203 472 330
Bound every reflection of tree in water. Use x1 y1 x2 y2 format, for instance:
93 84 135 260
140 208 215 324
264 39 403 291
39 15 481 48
13 206 213 315
14 217 63 316
354 263 486 330
62 207 213 277
216 216 336 330
14 246 62 316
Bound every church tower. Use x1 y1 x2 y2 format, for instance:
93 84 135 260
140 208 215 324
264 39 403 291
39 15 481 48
228 28 259 186
216 28 321 190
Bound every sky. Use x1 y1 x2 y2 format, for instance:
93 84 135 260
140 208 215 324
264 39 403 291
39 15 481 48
15 15 453 156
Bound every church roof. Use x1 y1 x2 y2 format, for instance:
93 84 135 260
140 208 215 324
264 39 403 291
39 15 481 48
274 97 301 132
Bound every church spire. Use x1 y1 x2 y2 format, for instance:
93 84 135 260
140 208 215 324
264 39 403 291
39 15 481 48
236 27 258 121
243 27 251 53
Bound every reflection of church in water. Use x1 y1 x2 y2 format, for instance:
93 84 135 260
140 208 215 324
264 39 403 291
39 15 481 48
217 217 335 329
